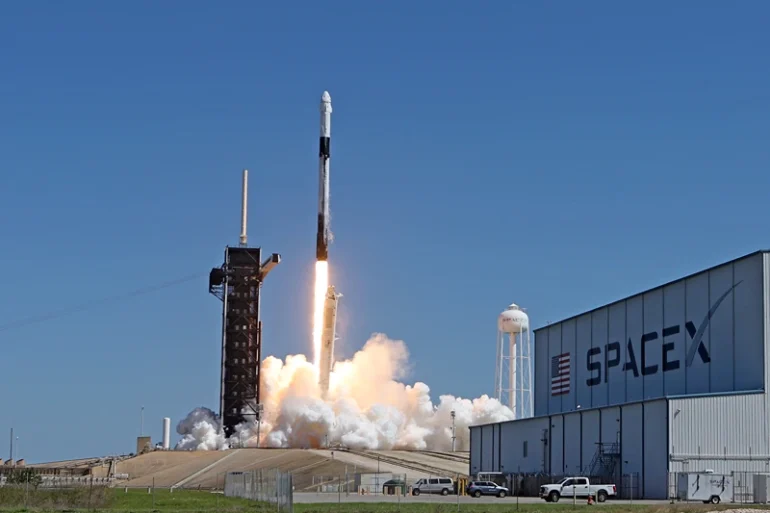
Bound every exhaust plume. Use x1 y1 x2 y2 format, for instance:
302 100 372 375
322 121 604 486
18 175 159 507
176 334 514 451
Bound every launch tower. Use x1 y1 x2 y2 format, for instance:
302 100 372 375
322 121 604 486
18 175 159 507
208 170 280 438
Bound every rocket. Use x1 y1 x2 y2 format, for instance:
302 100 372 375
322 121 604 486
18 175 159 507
318 285 340 396
316 91 332 261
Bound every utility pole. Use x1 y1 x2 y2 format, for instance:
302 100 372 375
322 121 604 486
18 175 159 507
9 428 13 461
450 410 456 452
140 406 144 436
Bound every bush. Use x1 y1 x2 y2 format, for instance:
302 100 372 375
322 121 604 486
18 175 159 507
0 484 110 509
5 468 42 488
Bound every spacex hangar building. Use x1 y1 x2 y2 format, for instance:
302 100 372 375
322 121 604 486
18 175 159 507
470 250 770 499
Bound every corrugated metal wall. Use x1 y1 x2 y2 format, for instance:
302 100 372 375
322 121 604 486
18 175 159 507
643 400 668 498
470 417 549 475
471 399 669 497
533 251 766 417
668 392 769 474
765 254 770 410
500 417 550 473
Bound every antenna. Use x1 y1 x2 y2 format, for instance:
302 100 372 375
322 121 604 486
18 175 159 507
240 169 248 247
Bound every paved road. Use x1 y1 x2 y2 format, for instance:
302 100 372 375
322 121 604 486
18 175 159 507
293 492 670 505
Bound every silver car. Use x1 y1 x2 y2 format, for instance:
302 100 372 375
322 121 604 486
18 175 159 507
412 477 455 495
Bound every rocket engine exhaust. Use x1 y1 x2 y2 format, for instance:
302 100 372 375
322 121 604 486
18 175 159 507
318 285 340 396
316 91 332 261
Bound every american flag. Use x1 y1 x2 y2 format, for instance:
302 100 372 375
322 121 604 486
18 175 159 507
551 353 570 396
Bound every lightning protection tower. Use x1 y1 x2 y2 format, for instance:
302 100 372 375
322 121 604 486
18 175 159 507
495 303 533 419
208 170 280 438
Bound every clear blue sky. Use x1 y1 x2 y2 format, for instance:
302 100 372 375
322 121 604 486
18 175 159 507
1 1 769 463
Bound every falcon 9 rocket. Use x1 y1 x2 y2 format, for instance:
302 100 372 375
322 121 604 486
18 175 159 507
316 91 332 261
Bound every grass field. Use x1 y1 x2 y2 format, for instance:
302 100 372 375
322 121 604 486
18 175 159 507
1 488 769 513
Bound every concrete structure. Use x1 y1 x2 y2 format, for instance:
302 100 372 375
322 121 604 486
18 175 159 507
162 418 171 450
470 250 770 499
136 436 152 455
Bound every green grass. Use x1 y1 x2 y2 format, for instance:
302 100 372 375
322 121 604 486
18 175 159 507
294 504 770 513
109 488 267 511
2 488 769 513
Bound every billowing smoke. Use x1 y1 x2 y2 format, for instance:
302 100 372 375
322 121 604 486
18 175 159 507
176 334 514 451
175 407 228 450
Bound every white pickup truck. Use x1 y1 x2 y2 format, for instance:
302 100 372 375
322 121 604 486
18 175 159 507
540 476 617 503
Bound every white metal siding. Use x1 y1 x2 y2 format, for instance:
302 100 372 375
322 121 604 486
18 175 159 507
734 256 766 391
643 289 664 399
668 393 769 466
474 399 674 498
601 406 621 445
764 254 770 408
470 423 481 474
591 308 609 407
576 314 593 409
626 295 644 402
643 400 668 499
550 415 564 475
581 410 601 473
548 324 564 413
535 329 549 417
621 403 644 498
499 417 550 474
533 252 765 416
475 424 497 472
562 319 577 411
563 412 581 474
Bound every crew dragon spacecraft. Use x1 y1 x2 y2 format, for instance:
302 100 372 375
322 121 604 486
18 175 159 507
316 91 332 261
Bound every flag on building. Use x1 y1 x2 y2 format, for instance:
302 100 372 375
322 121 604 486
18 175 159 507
551 353 570 396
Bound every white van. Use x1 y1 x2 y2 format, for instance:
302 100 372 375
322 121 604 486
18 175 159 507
412 477 455 495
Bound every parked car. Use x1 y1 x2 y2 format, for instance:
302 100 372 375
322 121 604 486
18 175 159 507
467 481 509 498
411 477 454 495
540 476 617 503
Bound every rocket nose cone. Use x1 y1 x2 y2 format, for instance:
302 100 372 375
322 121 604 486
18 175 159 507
321 91 331 103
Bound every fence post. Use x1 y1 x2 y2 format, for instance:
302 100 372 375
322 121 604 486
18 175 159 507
456 473 460 511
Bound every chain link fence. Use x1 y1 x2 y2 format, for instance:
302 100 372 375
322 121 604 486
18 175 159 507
224 469 293 512
310 472 409 495
503 472 634 498
0 469 111 510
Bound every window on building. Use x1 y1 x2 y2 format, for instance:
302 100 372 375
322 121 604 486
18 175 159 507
523 440 528 458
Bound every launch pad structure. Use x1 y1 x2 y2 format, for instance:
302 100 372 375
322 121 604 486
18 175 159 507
208 170 280 438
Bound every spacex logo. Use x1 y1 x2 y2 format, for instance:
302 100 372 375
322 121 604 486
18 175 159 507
585 281 741 386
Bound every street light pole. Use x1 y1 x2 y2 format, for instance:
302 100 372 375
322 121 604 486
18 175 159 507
450 410 456 452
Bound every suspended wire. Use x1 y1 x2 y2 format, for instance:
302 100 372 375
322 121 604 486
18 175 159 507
0 271 208 334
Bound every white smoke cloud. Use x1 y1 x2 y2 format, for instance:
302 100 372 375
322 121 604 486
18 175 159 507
176 334 514 451
175 407 228 451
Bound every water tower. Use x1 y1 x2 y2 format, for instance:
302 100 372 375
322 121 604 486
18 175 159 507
495 303 533 419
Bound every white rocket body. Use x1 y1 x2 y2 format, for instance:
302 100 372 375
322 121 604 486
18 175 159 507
316 91 332 260
318 285 339 395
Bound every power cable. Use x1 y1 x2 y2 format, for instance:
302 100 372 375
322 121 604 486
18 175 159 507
0 271 208 334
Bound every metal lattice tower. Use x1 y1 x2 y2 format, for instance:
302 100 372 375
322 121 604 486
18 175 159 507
208 170 280 438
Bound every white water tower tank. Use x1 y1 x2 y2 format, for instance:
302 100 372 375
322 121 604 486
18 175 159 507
498 303 529 333
495 302 533 420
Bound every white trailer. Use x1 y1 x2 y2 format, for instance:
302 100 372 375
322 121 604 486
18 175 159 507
677 472 733 504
